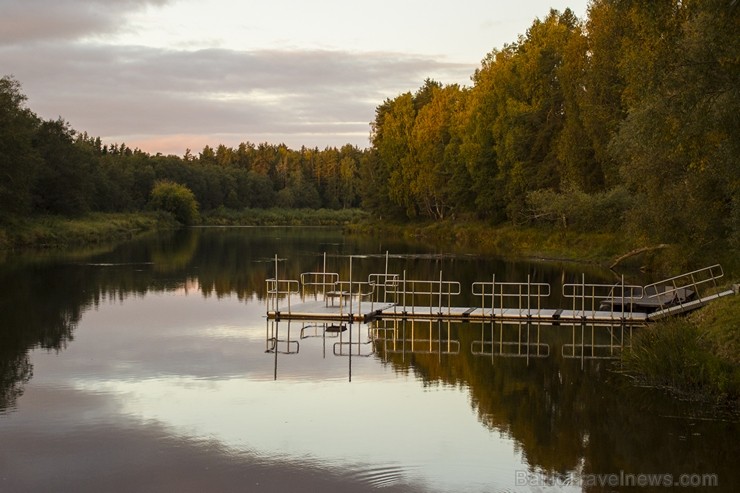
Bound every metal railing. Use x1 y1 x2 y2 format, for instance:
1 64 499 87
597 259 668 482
643 264 724 313
268 256 727 326
332 280 376 316
386 272 461 317
368 273 400 304
563 276 643 320
472 275 550 318
266 278 300 314
299 272 340 300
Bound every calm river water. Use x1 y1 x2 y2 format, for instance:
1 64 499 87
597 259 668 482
0 227 737 492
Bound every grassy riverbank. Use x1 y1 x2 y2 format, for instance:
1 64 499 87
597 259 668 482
200 207 369 226
7 209 724 275
0 212 176 250
350 217 740 276
349 217 686 271
622 295 740 411
357 220 628 261
0 208 367 250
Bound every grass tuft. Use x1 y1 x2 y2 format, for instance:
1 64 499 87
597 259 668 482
622 296 740 409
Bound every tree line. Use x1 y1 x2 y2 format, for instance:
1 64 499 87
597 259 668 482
1 0 737 248
367 0 738 248
0 76 367 222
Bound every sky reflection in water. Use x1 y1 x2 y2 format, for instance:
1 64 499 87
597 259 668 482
19 290 534 493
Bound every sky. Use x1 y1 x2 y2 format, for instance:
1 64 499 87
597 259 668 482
1 0 590 156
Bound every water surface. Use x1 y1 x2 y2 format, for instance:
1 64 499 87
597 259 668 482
0 227 736 492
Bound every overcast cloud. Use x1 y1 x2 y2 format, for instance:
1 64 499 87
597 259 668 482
0 0 171 44
0 0 586 154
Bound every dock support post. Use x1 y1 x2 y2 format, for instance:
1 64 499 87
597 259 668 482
349 255 353 320
403 270 407 316
274 254 279 314
621 275 625 320
439 270 443 317
581 273 586 318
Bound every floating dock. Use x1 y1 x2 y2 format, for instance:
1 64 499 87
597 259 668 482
266 260 733 326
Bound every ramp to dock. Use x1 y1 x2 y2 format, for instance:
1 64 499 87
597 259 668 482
648 289 735 320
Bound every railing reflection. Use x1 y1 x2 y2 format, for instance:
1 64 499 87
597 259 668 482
471 321 550 363
371 319 460 358
266 318 376 381
561 322 633 369
265 317 639 381
265 319 299 355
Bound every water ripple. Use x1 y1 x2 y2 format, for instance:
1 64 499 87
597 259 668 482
349 463 416 488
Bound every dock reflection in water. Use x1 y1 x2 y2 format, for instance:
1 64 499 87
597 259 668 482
267 319 381 382
266 317 635 381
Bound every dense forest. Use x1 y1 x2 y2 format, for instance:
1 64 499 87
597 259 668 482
368 1 738 247
1 0 738 248
0 77 367 220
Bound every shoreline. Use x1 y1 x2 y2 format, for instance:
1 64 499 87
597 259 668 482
0 212 176 251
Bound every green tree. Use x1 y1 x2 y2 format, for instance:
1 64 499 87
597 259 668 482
338 153 358 209
234 142 253 169
610 0 739 247
489 9 582 222
407 84 463 219
316 147 341 208
215 144 234 167
0 76 40 220
358 149 386 214
368 93 417 218
461 54 507 221
556 19 602 191
199 145 217 165
95 153 135 212
578 0 631 188
32 118 96 216
246 171 276 208
150 180 200 225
